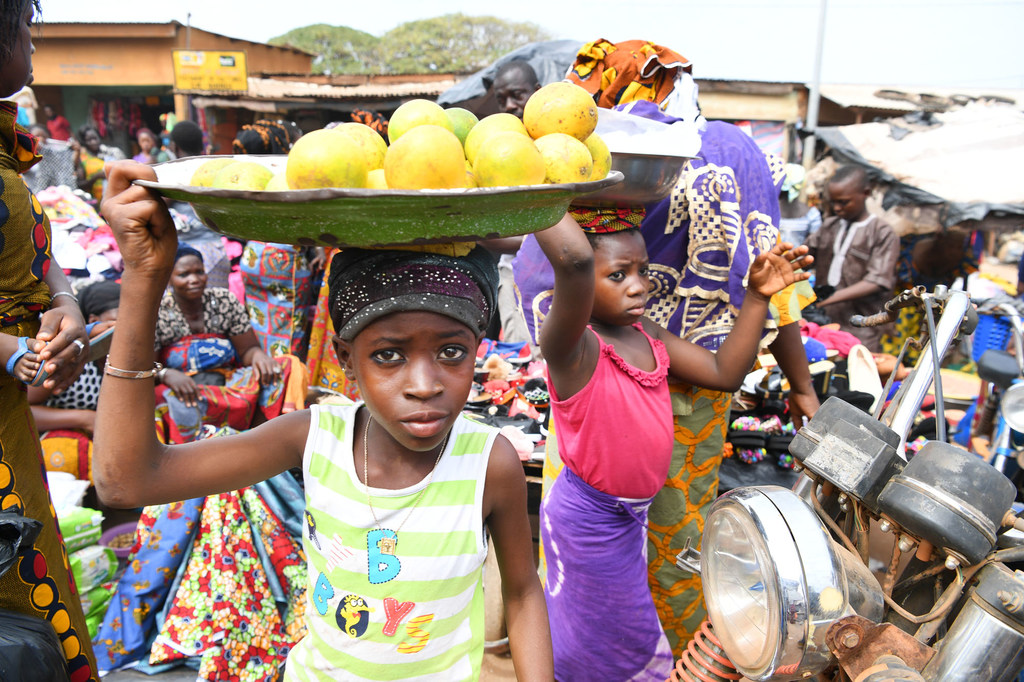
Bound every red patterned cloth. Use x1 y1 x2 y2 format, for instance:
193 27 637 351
154 352 301 444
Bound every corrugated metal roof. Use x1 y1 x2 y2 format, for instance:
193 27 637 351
178 75 458 100
820 84 1022 112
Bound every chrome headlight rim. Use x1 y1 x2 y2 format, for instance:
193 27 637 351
701 485 847 680
1001 381 1024 434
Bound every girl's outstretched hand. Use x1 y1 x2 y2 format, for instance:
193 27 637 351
748 242 813 300
100 160 178 281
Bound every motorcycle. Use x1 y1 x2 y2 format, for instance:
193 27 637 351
672 286 1024 682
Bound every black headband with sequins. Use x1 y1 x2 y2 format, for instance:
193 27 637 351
328 247 498 341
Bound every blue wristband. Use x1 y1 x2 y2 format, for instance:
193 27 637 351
5 336 30 376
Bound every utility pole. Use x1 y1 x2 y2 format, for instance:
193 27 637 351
802 0 828 168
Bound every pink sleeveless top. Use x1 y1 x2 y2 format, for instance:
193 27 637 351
548 324 673 499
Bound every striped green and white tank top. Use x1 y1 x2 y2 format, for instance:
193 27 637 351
285 402 496 681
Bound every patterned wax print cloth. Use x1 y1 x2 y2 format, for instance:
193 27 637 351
305 249 361 401
93 470 308 680
148 488 308 680
241 241 318 360
92 498 205 671
0 99 99 682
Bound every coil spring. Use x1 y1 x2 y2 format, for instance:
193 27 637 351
666 619 741 682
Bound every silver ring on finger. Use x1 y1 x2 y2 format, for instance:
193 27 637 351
72 338 86 355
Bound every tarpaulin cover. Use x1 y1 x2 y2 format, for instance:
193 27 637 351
815 103 1024 227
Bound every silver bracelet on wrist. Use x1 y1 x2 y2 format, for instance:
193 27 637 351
51 291 79 304
104 361 163 380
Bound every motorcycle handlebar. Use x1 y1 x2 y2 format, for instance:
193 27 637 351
850 311 896 328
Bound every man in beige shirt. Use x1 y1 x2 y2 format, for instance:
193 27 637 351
805 165 900 351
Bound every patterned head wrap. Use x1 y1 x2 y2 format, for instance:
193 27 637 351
570 206 646 234
567 39 690 109
328 246 498 341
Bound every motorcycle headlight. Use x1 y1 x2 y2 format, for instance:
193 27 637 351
700 485 884 681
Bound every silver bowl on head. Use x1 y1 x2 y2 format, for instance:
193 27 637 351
573 152 692 208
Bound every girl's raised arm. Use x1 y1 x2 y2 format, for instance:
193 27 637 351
533 213 598 399
649 241 812 392
93 161 307 508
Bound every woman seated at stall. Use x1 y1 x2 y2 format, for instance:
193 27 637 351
154 246 307 443
30 280 121 481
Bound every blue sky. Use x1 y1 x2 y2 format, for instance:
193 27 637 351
34 0 1024 88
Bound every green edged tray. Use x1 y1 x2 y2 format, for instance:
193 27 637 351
136 155 623 248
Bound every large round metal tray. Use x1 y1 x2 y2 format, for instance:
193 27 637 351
572 151 691 208
136 155 624 247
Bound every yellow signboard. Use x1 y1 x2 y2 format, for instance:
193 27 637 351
172 50 248 92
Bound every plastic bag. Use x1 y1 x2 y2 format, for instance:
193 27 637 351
57 506 103 554
0 510 42 579
594 106 701 157
0 609 70 681
69 545 116 593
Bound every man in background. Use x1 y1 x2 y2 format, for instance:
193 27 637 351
805 165 899 350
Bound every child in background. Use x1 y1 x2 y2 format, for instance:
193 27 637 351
94 159 553 681
0 1 98 679
533 214 811 680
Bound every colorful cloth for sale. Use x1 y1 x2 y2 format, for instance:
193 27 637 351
240 241 319 360
92 498 204 672
542 466 674 680
305 249 361 401
148 487 307 681
92 470 308 679
0 100 99 682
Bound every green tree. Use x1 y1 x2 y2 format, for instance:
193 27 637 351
270 14 550 75
269 24 379 75
372 14 550 74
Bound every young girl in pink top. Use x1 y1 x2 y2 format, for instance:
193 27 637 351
533 213 811 680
